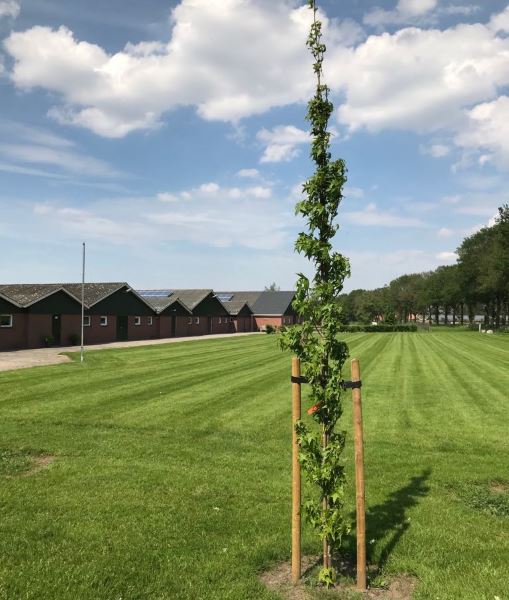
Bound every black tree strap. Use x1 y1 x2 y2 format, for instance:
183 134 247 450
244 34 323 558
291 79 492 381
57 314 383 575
340 380 362 390
291 376 362 389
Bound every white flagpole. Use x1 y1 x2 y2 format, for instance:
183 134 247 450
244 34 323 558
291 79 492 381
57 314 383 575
80 242 86 363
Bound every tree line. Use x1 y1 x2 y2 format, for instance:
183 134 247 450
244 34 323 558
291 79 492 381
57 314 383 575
340 205 509 328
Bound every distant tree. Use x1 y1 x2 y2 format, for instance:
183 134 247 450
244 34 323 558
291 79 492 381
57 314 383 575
264 282 280 292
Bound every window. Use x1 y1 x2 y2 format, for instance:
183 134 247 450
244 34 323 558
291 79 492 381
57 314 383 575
134 316 141 326
195 317 200 324
188 317 192 325
219 317 222 324
148 317 153 326
83 316 91 327
100 316 108 327
0 314 13 328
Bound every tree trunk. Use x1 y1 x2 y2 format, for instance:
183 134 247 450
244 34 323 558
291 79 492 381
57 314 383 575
495 296 501 329
435 305 439 326
444 305 449 325
452 306 456 326
460 303 464 326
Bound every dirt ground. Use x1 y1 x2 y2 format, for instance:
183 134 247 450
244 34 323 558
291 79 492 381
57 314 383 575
261 557 417 600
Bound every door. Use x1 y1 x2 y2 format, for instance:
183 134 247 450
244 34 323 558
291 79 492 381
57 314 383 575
171 315 176 338
208 316 212 334
52 314 61 345
117 316 128 341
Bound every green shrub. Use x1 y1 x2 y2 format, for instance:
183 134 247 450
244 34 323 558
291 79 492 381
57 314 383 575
341 324 417 333
69 334 80 346
265 325 275 334
42 335 55 346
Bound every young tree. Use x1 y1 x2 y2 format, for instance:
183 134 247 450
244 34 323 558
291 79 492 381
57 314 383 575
280 0 350 585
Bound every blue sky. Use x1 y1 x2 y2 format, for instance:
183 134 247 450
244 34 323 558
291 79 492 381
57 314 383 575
1 0 508 291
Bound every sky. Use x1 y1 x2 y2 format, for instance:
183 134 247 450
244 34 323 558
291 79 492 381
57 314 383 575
0 0 508 292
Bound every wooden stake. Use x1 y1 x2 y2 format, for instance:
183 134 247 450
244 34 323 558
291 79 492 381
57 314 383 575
291 357 302 584
351 358 366 591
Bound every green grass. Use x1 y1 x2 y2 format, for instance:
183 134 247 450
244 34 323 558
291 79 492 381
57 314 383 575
0 331 508 599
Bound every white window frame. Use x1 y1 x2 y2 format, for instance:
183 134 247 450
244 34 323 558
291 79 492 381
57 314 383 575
0 314 13 328
188 317 192 325
100 316 108 327
83 316 91 327
195 317 200 325
147 316 153 326
219 317 222 324
134 316 141 326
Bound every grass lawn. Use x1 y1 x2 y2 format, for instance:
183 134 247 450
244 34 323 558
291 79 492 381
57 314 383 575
1 331 508 599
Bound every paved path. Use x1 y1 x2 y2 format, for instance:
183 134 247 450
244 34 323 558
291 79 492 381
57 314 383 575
0 332 261 373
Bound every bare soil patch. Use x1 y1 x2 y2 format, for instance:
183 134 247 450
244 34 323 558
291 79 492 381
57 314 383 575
490 481 509 494
261 557 417 600
21 454 56 477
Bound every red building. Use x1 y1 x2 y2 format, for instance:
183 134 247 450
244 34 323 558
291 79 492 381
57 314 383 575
216 291 297 331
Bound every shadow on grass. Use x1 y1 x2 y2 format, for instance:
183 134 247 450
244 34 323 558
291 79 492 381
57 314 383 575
364 468 432 571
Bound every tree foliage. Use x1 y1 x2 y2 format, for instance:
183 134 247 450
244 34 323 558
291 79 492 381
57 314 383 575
337 205 509 328
280 0 350 584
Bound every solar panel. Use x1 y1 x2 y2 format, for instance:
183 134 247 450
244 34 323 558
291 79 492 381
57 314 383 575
215 294 233 302
138 290 173 298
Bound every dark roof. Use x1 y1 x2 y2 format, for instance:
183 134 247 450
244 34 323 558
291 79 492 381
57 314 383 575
0 283 80 307
251 291 296 315
170 289 214 310
60 282 127 307
0 282 136 309
217 291 295 316
221 300 253 316
215 291 263 307
136 291 191 314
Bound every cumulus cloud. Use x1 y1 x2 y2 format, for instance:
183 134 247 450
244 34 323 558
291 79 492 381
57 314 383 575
454 96 509 168
257 125 309 163
332 19 509 134
2 0 509 179
3 1 319 137
0 0 19 19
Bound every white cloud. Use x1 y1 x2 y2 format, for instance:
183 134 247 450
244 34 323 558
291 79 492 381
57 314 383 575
0 143 120 178
344 186 365 198
343 202 425 227
437 227 454 237
436 251 458 261
454 96 509 168
149 181 292 249
3 2 318 137
0 0 19 19
237 168 260 178
421 143 451 158
333 20 509 134
443 5 480 17
257 125 309 163
364 0 437 27
489 6 509 33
